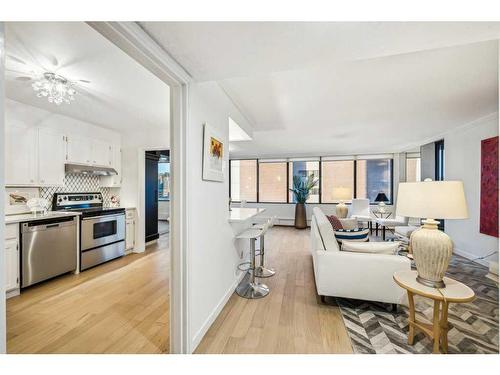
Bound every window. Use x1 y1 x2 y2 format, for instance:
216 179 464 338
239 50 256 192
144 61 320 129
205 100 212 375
158 155 170 200
356 159 393 203
289 161 320 203
321 160 354 203
230 160 257 202
258 162 288 202
406 157 421 182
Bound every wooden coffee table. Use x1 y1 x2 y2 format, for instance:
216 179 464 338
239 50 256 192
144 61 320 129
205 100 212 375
393 270 475 354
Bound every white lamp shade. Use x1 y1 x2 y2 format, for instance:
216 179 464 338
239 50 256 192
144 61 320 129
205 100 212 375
396 181 468 219
332 186 352 201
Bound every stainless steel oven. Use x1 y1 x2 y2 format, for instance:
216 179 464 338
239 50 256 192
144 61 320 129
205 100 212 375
81 213 125 251
52 192 126 271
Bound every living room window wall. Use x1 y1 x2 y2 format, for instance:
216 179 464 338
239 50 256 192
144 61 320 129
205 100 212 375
229 155 393 204
229 159 258 202
258 161 288 203
356 158 393 204
321 159 355 203
288 159 320 203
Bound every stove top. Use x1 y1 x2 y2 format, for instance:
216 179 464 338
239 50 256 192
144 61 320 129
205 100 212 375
52 192 125 218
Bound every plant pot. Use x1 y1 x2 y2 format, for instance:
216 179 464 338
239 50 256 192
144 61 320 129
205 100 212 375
294 203 307 229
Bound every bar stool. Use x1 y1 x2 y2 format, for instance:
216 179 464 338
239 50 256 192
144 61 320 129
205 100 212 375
235 222 271 299
253 216 276 278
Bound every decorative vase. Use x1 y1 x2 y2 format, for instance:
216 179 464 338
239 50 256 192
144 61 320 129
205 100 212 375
411 219 453 288
336 201 348 218
294 203 307 229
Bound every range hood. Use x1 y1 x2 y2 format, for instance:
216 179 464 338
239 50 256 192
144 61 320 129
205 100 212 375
65 163 117 176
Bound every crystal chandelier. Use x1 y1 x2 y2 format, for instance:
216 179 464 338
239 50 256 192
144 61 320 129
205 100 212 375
32 72 77 105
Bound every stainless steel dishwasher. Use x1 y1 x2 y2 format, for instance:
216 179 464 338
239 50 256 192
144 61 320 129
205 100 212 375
21 216 77 288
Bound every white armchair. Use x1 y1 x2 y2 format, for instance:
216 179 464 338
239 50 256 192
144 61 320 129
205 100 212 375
375 215 409 240
350 198 372 230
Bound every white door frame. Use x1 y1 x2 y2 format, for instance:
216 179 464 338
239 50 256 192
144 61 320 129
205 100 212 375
88 22 192 354
0 22 7 354
137 145 170 253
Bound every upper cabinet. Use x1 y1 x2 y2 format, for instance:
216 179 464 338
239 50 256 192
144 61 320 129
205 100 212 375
38 128 65 186
5 123 37 186
5 125 64 187
66 135 92 165
65 135 112 167
100 144 122 187
91 139 112 167
5 121 120 187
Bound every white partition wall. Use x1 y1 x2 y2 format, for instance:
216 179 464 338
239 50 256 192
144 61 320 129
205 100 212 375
0 22 6 354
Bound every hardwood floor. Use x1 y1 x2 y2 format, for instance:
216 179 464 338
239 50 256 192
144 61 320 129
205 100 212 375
195 226 353 354
7 235 170 354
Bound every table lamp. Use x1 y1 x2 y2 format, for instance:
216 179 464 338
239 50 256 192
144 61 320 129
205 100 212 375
333 186 352 218
374 192 389 213
396 179 468 288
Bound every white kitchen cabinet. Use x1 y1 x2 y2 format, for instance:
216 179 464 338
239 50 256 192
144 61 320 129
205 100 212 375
125 214 136 253
91 139 112 167
38 128 65 186
66 135 92 165
5 123 37 186
101 145 122 187
4 223 20 297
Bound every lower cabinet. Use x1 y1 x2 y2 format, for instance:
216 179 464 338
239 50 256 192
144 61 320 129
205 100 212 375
125 209 136 252
4 224 20 298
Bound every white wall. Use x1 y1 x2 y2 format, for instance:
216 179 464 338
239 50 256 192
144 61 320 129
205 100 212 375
0 22 7 354
5 99 120 144
445 113 499 266
186 81 252 352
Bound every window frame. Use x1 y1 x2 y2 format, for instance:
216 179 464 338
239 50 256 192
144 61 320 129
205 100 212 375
229 158 259 203
258 161 289 204
228 157 394 205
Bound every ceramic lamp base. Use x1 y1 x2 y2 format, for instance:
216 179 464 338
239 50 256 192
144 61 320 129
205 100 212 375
411 219 453 289
336 202 348 218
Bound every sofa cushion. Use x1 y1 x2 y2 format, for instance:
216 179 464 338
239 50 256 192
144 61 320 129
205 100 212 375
326 215 343 230
341 241 400 255
334 228 369 243
313 207 340 251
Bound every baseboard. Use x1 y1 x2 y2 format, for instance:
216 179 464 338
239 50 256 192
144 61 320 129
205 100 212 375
190 271 246 353
453 247 491 267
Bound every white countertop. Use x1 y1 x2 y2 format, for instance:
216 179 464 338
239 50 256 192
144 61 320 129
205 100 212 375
5 211 81 224
228 207 266 223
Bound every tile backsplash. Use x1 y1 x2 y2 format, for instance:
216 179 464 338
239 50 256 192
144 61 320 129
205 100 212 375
40 174 114 208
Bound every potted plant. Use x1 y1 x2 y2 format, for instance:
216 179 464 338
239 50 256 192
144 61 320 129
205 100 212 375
289 174 318 229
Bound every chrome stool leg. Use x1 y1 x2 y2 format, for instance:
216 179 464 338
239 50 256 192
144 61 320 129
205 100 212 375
236 238 269 299
254 235 275 278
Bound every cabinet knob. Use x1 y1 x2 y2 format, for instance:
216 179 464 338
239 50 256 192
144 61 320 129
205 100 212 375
30 179 34 183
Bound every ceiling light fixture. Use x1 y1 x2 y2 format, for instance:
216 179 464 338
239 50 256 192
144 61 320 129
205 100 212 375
32 72 77 105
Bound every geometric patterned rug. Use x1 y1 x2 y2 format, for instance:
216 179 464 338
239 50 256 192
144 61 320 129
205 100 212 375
336 254 499 354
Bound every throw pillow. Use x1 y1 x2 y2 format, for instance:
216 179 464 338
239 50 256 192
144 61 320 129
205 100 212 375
326 215 344 230
341 241 400 254
334 228 370 243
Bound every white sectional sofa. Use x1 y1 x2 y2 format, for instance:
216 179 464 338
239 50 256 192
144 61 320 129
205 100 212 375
310 207 411 305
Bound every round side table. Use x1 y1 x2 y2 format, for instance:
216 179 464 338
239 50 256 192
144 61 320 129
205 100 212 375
393 270 475 354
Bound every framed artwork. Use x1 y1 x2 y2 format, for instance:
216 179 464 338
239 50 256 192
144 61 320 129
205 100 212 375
480 135 498 237
202 123 225 182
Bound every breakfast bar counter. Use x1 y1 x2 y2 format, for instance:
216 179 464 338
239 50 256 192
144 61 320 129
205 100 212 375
228 207 266 223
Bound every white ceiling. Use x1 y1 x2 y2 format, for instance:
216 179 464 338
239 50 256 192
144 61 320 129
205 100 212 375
141 22 499 157
5 22 170 133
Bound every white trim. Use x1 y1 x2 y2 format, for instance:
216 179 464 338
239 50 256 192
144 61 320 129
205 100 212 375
397 112 499 153
356 153 394 160
321 155 355 161
190 271 246 352
0 22 6 354
453 247 491 267
89 22 191 354
258 158 288 163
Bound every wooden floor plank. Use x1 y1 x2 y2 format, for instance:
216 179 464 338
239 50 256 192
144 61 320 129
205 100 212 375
195 226 353 354
6 235 170 354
